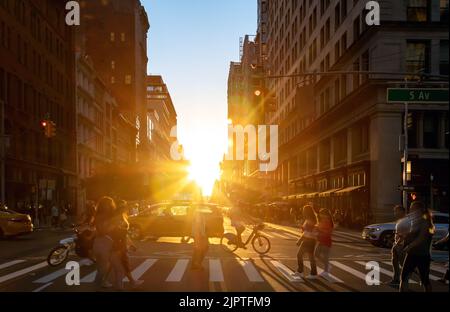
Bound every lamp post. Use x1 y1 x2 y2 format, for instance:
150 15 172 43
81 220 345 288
430 174 434 211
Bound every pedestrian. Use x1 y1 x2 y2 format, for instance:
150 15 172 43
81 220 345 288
92 196 116 290
51 203 59 229
432 233 449 284
230 202 246 247
59 208 68 230
315 208 334 281
191 206 209 270
295 205 318 279
400 201 435 292
109 200 143 290
387 205 409 287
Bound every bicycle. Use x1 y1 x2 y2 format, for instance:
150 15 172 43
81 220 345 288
220 223 271 255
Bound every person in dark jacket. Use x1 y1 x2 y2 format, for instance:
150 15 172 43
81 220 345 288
400 201 435 292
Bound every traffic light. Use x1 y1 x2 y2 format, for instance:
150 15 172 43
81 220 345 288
41 120 56 138
407 112 413 129
253 87 277 113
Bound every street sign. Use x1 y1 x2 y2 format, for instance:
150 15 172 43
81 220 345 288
398 185 415 191
387 88 449 103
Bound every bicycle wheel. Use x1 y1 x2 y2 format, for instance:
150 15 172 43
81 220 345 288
251 235 271 255
220 233 239 253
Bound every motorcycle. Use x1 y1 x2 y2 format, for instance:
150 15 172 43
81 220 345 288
47 224 95 267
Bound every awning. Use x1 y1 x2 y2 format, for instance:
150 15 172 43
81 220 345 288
288 195 297 200
282 196 289 200
319 188 343 197
335 186 365 196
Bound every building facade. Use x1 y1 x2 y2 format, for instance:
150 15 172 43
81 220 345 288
260 0 448 226
80 0 151 164
0 0 77 218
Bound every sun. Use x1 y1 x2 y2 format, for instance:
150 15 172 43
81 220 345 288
187 158 220 197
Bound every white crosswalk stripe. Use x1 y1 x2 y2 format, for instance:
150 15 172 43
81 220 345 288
124 259 157 282
0 260 26 270
33 259 92 284
330 261 368 281
0 261 47 284
209 259 224 282
238 260 264 282
270 260 303 283
1 256 447 291
381 261 443 281
356 261 418 284
304 261 344 283
430 263 448 274
166 259 189 282
81 270 97 283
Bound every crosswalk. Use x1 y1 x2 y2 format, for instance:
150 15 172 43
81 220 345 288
0 256 447 292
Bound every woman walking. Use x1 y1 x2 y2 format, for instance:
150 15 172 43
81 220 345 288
315 208 334 281
110 200 143 290
295 205 318 279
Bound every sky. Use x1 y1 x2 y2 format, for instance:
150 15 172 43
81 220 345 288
142 0 257 195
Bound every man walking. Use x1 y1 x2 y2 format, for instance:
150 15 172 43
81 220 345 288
387 205 409 287
191 207 209 270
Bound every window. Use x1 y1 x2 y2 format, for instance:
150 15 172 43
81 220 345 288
440 40 449 75
341 0 347 21
353 17 360 43
111 61 115 70
334 42 340 62
121 33 126 42
110 76 115 84
341 32 347 53
352 58 360 90
325 18 330 42
407 0 429 22
361 50 370 83
125 75 132 85
441 0 449 22
406 41 430 74
444 112 449 148
423 112 439 148
110 32 115 42
335 3 341 30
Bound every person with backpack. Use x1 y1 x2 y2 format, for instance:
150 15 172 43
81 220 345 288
387 205 409 287
294 205 318 279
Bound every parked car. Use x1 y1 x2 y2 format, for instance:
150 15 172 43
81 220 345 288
362 211 449 248
128 202 224 240
0 205 33 238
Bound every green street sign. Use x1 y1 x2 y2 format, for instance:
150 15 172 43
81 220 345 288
387 88 449 103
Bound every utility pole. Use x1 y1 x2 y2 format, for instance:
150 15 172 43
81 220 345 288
402 78 409 213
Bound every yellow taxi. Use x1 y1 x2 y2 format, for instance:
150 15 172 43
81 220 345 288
0 205 33 237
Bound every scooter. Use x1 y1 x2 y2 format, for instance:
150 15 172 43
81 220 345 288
47 224 95 267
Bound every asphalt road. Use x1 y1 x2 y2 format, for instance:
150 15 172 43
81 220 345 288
0 218 448 292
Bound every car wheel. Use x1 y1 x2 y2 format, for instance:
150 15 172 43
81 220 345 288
129 225 142 240
379 232 394 249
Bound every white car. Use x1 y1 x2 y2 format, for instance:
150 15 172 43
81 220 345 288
362 211 449 248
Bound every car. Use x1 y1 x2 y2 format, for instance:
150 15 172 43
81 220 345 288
0 205 33 238
128 202 224 240
362 211 449 248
